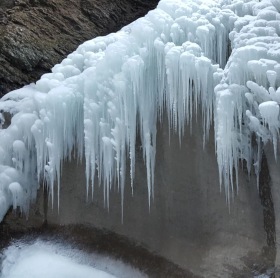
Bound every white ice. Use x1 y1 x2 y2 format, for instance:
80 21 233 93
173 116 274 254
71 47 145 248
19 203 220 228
215 0 280 196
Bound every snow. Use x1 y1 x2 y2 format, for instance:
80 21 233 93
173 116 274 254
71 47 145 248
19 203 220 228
0 0 279 219
1 239 146 278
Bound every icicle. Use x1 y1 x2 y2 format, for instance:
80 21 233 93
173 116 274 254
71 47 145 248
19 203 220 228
0 0 279 222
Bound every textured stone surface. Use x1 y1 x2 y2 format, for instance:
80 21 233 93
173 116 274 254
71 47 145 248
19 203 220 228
0 0 158 96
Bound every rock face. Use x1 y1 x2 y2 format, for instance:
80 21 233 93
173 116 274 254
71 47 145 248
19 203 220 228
0 0 158 96
45 123 273 277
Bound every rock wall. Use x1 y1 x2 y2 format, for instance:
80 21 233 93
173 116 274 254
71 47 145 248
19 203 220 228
0 0 158 96
264 144 280 274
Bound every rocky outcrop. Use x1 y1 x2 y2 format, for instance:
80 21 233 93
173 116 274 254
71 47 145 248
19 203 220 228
0 0 158 96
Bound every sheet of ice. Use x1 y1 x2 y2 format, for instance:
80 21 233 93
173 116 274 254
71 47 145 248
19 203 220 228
0 239 146 278
0 0 279 220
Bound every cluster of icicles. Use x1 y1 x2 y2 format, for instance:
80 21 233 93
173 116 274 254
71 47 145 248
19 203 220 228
0 0 279 221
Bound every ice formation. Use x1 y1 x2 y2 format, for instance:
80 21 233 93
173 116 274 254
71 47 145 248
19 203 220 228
215 0 280 199
0 0 279 220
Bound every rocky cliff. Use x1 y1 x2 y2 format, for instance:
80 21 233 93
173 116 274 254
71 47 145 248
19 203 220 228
0 0 158 96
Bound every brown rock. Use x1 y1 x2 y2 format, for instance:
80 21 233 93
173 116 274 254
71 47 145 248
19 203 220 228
0 0 158 96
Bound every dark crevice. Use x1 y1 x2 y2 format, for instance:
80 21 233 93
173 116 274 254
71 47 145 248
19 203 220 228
258 152 276 276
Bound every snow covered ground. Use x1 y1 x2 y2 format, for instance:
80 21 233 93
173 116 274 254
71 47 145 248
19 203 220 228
0 0 279 220
0 239 146 278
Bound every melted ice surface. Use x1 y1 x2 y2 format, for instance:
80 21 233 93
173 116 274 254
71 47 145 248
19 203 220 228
0 0 279 219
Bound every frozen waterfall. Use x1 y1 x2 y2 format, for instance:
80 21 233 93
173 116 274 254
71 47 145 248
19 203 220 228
0 0 279 221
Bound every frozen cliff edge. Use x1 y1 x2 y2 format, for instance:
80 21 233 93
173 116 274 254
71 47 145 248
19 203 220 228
0 0 279 221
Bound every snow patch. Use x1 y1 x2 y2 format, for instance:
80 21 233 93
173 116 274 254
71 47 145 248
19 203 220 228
0 239 146 278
